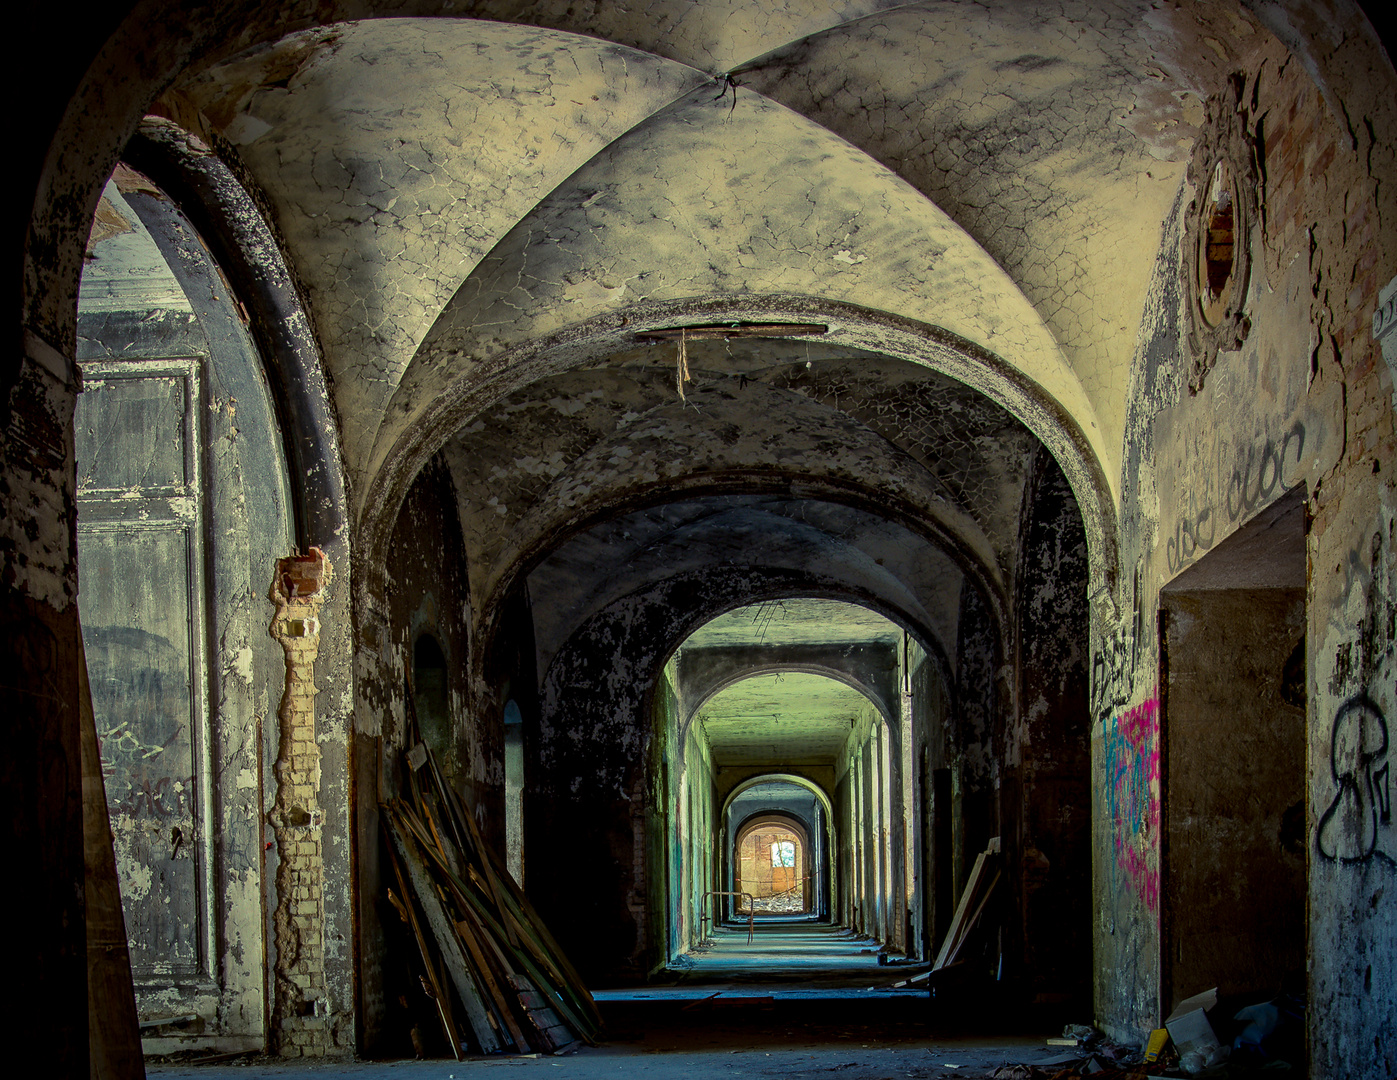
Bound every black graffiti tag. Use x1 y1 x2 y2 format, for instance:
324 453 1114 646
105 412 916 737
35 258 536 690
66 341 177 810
1167 422 1308 575
1091 629 1131 723
1224 423 1305 524
1166 498 1216 574
1316 694 1393 866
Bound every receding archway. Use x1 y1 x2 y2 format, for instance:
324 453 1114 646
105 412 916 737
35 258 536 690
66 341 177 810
734 814 810 914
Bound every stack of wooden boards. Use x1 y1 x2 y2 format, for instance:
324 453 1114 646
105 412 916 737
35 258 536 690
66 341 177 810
892 836 1001 989
382 735 601 1059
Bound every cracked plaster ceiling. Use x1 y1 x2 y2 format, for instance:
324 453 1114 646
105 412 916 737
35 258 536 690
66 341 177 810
160 0 1272 636
696 670 882 768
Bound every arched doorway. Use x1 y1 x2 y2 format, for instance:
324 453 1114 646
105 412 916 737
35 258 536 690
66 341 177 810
734 813 810 914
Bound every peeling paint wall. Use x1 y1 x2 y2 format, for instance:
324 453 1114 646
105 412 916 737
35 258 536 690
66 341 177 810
367 454 491 1051
1010 450 1091 1010
909 643 954 960
75 176 296 1053
1102 32 1397 1065
953 581 1000 906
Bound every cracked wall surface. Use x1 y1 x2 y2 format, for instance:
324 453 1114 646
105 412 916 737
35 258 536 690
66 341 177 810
14 1 1397 1070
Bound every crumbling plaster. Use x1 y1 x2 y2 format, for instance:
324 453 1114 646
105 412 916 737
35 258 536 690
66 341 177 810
1095 30 1397 1058
377 81 1097 500
12 0 1396 1069
442 343 1037 630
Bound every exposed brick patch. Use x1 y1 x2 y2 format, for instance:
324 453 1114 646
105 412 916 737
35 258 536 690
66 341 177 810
1254 45 1396 537
268 548 332 1056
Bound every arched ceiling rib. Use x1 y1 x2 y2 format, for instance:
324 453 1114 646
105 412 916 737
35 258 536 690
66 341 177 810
378 80 1096 500
455 369 1005 607
147 0 1286 608
171 19 707 476
442 342 1036 650
155 7 1239 507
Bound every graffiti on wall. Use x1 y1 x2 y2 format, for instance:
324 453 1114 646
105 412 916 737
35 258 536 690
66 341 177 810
1317 523 1396 869
1316 694 1393 866
1092 626 1133 722
1102 696 1161 910
1167 420 1308 574
1166 492 1216 576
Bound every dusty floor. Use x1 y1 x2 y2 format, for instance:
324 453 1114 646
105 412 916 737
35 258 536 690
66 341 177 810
153 922 1079 1078
149 1035 1073 1080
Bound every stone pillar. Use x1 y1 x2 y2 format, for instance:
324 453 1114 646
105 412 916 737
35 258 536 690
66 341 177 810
268 550 331 1056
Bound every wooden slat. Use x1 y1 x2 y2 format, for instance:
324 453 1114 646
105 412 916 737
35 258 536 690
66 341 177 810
452 907 532 1052
382 818 464 1060
431 754 517 950
386 812 502 1053
940 869 1001 969
400 779 601 1040
932 844 1000 972
385 720 603 1053
396 804 599 1043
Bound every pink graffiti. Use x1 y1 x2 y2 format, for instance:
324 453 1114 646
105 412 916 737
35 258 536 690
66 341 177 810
1102 695 1160 910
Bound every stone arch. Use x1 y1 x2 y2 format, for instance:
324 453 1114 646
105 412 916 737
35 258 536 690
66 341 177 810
732 812 812 913
526 565 942 980
357 294 1120 622
476 477 1000 692
723 773 835 819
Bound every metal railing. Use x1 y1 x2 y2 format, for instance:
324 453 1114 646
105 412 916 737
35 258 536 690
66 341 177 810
699 890 755 944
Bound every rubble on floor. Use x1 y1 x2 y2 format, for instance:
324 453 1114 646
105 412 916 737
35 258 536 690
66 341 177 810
987 998 1307 1080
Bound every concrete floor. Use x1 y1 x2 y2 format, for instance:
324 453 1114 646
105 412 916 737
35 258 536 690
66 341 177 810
150 1040 1072 1080
596 918 934 999
152 921 1075 1079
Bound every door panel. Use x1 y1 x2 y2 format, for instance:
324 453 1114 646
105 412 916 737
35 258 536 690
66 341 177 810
77 359 216 996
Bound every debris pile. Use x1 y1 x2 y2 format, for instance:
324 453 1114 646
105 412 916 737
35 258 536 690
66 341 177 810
751 885 806 914
381 729 601 1059
990 988 1306 1079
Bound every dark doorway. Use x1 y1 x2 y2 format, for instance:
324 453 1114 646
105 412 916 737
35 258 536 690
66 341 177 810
1160 489 1308 1015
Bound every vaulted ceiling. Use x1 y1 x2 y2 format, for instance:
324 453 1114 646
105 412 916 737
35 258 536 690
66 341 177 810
122 1 1279 646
